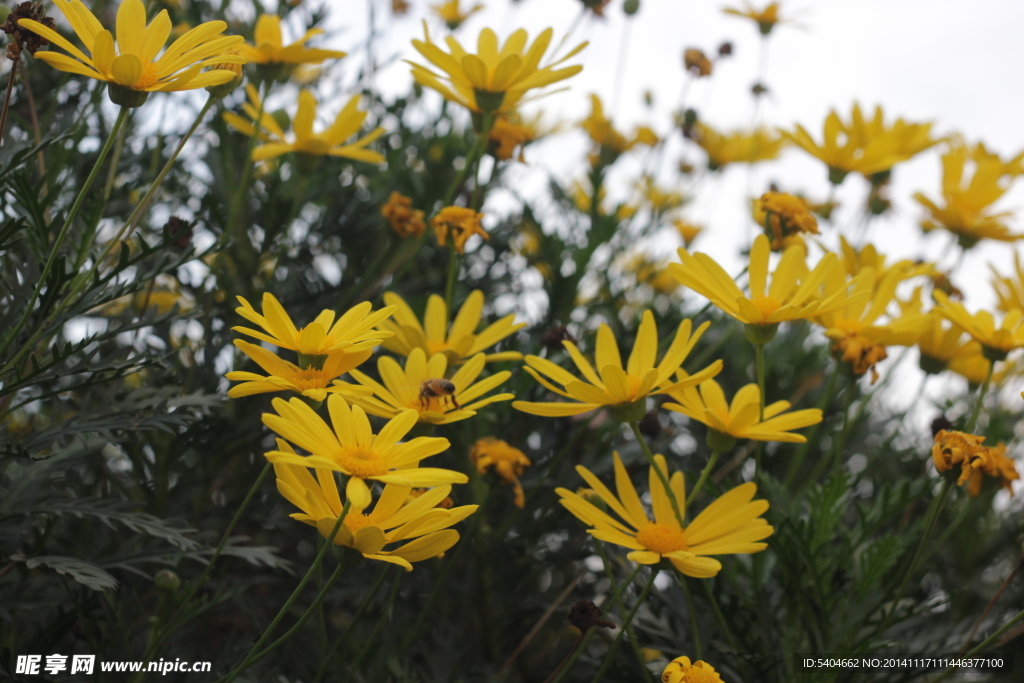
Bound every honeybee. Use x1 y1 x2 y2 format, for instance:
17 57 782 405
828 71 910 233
419 378 459 410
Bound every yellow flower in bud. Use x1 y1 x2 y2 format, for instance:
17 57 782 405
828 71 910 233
489 116 533 161
756 191 818 250
683 48 712 77
431 206 488 253
382 192 426 238
409 23 586 114
471 437 531 507
430 0 484 30
557 452 772 577
673 220 703 247
240 14 346 65
662 655 726 682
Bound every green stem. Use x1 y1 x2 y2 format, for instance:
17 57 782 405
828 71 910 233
589 568 657 683
103 119 128 200
228 81 267 232
878 478 953 637
0 106 130 361
313 564 390 682
595 543 651 681
629 422 684 526
930 607 1024 683
444 243 460 309
754 342 766 478
684 451 720 512
701 579 740 654
965 363 994 433
785 368 840 487
680 575 702 660
218 500 351 683
344 569 402 683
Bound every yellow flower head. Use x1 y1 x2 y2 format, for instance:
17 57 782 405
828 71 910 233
513 311 723 420
470 437 531 508
431 206 488 253
382 192 427 238
783 103 938 183
272 440 477 571
964 442 1020 497
723 1 787 35
932 429 991 487
665 378 822 449
348 348 513 424
839 236 933 285
694 123 787 170
262 394 468 509
914 140 1022 248
488 116 533 161
673 220 703 248
910 310 982 375
992 254 1024 314
557 452 772 577
233 293 396 358
409 23 586 114
933 291 1024 361
431 0 484 30
581 94 658 158
224 84 385 163
662 656 726 683
683 48 712 77
755 192 819 250
949 351 992 386
671 233 851 330
19 0 245 104
379 290 525 363
226 340 373 402
240 14 346 66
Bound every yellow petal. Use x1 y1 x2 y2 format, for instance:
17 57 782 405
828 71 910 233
110 53 143 86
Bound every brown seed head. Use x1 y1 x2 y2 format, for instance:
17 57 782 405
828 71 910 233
3 2 55 60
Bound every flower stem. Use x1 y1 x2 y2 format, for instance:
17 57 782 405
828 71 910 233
679 574 703 660
0 105 131 363
930 606 1024 683
444 243 460 309
629 422 684 525
0 53 20 149
589 567 657 683
684 451 720 512
965 362 995 433
595 543 651 681
217 500 351 683
754 341 766 478
702 579 741 655
313 563 390 682
785 368 839 487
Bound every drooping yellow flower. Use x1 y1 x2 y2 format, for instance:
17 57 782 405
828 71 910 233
992 254 1024 314
556 452 772 577
431 206 488 253
262 395 467 509
513 311 723 420
581 94 658 158
348 348 513 424
470 437 531 507
19 0 245 105
378 290 524 363
933 291 1024 361
431 0 484 30
782 103 938 183
382 192 427 238
755 191 819 250
932 430 997 488
665 378 822 449
226 340 372 402
272 440 477 571
224 85 385 163
239 14 346 66
673 220 703 247
694 123 786 170
722 1 788 35
409 23 586 114
233 293 395 358
914 141 1023 247
662 655 726 683
964 442 1019 497
671 234 854 334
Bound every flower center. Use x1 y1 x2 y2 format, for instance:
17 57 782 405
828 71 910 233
135 61 160 89
635 523 688 555
343 511 377 533
338 446 389 478
288 367 330 391
679 663 722 683
750 295 782 322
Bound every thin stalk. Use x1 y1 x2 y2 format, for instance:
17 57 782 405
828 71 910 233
343 569 402 683
217 501 351 683
965 362 994 433
701 578 740 654
595 543 651 682
785 368 839 487
680 575 702 660
930 607 1024 683
0 106 130 362
227 81 267 233
629 422 684 525
754 342 766 478
589 568 657 683
685 451 720 512
878 478 953 637
444 243 459 309
103 119 128 200
313 564 390 683
0 54 20 148
958 557 1021 655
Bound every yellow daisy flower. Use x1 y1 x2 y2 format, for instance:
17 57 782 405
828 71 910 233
19 0 245 106
431 0 484 30
470 437 531 508
378 290 525 363
225 340 372 402
914 141 1023 247
581 94 659 158
223 84 385 163
662 656 725 683
347 348 513 424
272 441 477 571
670 233 855 340
239 14 346 66
673 220 703 247
664 378 822 450
693 123 787 170
933 291 1024 361
910 311 981 375
556 452 772 578
512 311 723 421
233 294 395 360
991 254 1024 313
431 206 489 253
409 22 586 114
964 442 1020 497
262 395 467 509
